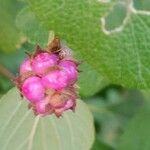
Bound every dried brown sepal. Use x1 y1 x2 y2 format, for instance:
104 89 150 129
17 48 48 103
32 45 48 58
14 71 35 87
47 36 61 52
13 71 36 99
25 45 48 61
30 102 54 116
73 84 80 90
45 88 56 97
71 103 76 112
54 108 64 117
28 103 33 110
48 93 68 108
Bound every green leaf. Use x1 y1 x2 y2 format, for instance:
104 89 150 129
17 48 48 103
0 0 22 52
104 2 127 31
78 60 109 98
0 75 12 95
0 48 25 74
133 0 150 11
117 102 150 150
92 138 114 150
0 88 95 150
16 7 50 47
27 0 150 89
87 89 145 147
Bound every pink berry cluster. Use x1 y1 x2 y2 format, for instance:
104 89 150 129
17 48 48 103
15 38 79 117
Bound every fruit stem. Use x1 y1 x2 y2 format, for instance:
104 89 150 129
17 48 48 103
0 64 15 80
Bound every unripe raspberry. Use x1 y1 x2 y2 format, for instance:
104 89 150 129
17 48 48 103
20 59 32 74
21 76 45 103
15 37 79 117
32 53 59 75
59 60 78 81
42 70 68 90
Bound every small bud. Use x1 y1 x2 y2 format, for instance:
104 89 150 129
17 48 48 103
20 59 32 75
59 60 78 82
32 53 59 75
64 99 74 110
35 100 52 115
21 76 45 103
42 70 69 90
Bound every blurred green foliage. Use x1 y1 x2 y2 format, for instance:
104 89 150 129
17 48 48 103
0 0 23 53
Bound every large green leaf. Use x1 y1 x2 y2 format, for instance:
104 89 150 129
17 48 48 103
0 88 94 150
27 0 150 89
0 75 12 95
16 7 50 47
92 138 114 150
78 62 109 98
117 102 150 150
0 0 22 52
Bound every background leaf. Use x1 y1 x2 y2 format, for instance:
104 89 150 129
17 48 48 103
78 62 109 98
0 48 25 74
92 138 114 150
16 7 50 47
87 88 145 147
133 0 150 11
27 0 150 89
117 102 150 150
0 0 23 53
0 88 94 150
